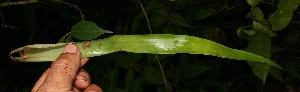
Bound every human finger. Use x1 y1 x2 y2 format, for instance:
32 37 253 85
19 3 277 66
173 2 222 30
73 69 91 90
84 84 103 92
34 44 81 91
80 58 89 67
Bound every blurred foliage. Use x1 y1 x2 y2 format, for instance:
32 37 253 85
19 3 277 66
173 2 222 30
1 0 300 92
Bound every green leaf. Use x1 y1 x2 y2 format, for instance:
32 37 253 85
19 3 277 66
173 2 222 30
269 67 284 82
252 21 276 37
215 82 233 92
131 16 142 33
199 88 209 92
250 7 264 20
182 64 210 78
236 27 256 40
125 69 135 90
247 0 262 6
130 78 144 92
108 66 119 88
268 0 300 31
285 61 300 79
58 35 67 43
65 35 73 42
248 62 270 84
58 34 73 43
245 32 271 84
268 10 293 31
190 8 215 21
237 27 256 40
157 86 172 92
150 12 168 28
131 9 148 32
144 2 164 10
277 0 300 11
114 53 142 69
244 30 256 36
163 24 176 34
10 34 282 69
143 66 165 84
170 13 192 28
71 20 113 40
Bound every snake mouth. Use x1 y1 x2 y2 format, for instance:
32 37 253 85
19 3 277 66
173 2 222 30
9 49 27 61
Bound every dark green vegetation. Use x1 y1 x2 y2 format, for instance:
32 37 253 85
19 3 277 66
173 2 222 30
1 0 300 92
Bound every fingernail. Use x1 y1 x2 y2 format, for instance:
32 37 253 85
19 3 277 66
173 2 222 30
63 44 77 54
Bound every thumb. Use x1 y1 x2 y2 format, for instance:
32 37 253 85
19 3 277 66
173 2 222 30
35 44 81 91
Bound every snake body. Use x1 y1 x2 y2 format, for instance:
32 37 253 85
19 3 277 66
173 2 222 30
9 34 282 69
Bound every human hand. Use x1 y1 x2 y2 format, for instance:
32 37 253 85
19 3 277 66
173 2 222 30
32 44 102 92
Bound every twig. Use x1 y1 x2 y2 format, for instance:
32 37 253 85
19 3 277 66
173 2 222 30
138 1 152 34
155 55 169 91
0 0 38 7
